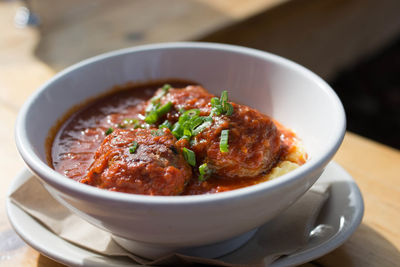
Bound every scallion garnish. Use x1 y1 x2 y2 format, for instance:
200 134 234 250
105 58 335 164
220 90 228 103
210 90 233 117
172 122 183 139
162 83 171 92
179 109 200 123
220 129 229 153
149 84 171 104
198 163 212 181
144 101 172 124
180 135 190 141
144 84 173 124
156 102 173 117
182 147 196 166
105 127 114 135
129 141 138 154
171 108 210 140
190 116 205 130
192 120 212 136
144 110 159 124
159 120 172 130
224 102 234 116
210 97 223 116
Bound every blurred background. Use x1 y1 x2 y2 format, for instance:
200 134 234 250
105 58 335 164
1 0 399 149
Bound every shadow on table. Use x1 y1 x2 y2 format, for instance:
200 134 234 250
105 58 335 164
309 223 400 266
37 254 66 266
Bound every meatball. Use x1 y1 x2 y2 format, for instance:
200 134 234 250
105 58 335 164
192 103 283 178
80 128 192 195
151 85 213 123
155 85 284 178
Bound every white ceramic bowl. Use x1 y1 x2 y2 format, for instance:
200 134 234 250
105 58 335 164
15 42 345 259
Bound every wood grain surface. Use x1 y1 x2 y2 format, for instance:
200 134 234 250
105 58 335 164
1 1 399 266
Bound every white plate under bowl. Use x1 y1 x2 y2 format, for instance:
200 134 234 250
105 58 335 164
6 162 363 267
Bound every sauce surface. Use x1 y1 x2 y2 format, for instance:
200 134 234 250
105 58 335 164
51 81 305 195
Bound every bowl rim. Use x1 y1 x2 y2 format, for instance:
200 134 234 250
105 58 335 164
15 42 346 205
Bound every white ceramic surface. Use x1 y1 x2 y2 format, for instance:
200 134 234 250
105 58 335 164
7 162 364 266
14 43 346 257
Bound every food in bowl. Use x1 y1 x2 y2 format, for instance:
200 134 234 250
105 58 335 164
16 43 345 258
50 80 306 195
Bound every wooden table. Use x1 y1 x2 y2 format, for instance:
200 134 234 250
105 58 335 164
1 1 399 266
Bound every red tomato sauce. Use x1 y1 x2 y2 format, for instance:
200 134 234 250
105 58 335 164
50 80 304 195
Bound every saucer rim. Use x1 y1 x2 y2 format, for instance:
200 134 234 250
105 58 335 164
6 161 364 267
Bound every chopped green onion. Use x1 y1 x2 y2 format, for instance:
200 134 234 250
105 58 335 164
211 97 220 106
129 141 138 154
180 135 190 141
144 101 172 124
105 127 114 135
172 109 208 140
146 102 160 113
210 97 223 116
192 120 212 136
156 101 172 117
210 91 233 117
162 84 171 92
144 110 159 124
179 109 200 124
220 129 229 153
145 84 172 123
185 109 200 117
198 163 212 181
183 125 192 137
182 148 196 166
159 120 172 130
224 102 234 116
150 84 171 104
190 116 205 130
220 90 228 103
171 122 183 139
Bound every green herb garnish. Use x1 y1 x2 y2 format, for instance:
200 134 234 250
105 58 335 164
105 127 114 135
129 141 138 154
144 101 173 124
220 129 229 153
149 84 171 104
157 102 173 117
198 163 212 181
162 83 171 92
171 109 212 140
182 147 196 166
144 84 172 125
159 120 172 130
192 119 212 136
171 122 183 139
210 90 233 116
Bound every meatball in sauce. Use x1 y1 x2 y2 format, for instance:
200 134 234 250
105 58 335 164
81 128 192 196
51 81 305 195
155 86 283 178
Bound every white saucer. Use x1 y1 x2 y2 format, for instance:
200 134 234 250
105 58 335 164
6 162 364 267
